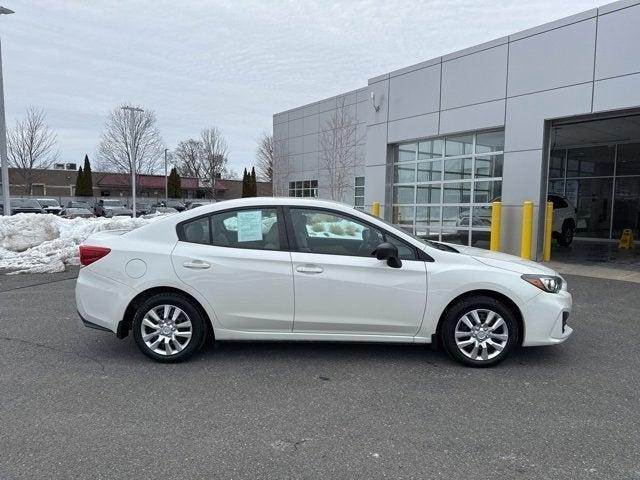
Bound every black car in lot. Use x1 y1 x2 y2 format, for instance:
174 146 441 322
0 198 47 215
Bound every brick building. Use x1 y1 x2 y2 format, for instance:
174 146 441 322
8 168 272 201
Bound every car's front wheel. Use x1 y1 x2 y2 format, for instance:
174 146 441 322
441 295 518 367
132 293 207 362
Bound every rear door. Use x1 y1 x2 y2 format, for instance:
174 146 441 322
172 206 294 333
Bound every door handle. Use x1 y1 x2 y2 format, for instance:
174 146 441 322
183 260 210 270
296 264 324 274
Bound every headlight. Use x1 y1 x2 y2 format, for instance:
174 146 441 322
521 274 563 293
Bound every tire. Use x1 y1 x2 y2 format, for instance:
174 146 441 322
441 295 518 367
132 293 207 363
556 222 575 246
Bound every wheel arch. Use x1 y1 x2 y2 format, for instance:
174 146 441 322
434 289 525 347
118 286 213 340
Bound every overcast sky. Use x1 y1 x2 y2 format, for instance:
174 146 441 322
1 0 603 177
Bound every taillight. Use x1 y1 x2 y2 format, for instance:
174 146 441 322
79 245 111 266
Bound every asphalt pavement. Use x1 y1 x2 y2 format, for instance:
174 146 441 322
0 268 639 479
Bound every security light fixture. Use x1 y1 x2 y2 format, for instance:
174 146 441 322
370 91 380 112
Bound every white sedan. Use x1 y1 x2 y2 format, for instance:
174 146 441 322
75 197 573 367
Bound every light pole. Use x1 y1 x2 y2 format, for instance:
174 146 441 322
121 105 143 218
0 6 14 216
164 148 168 201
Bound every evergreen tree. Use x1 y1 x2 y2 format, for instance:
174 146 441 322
167 167 182 198
241 168 249 198
74 166 84 197
250 167 257 197
80 154 94 196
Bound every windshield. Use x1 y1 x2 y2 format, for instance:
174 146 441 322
13 199 42 208
102 199 123 206
70 202 90 208
38 199 59 207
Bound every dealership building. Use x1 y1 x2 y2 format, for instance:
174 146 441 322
273 0 640 260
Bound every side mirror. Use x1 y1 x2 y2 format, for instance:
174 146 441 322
372 242 402 269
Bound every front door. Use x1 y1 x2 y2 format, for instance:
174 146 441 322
288 207 427 336
172 207 294 333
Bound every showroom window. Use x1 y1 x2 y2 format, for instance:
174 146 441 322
549 141 640 239
354 176 365 210
289 180 318 198
391 130 504 247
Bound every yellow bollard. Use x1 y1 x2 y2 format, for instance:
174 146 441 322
371 201 380 218
543 201 553 262
490 201 502 251
520 201 534 260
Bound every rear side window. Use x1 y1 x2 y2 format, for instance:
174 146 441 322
182 217 211 245
180 208 281 251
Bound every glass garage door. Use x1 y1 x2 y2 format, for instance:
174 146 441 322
391 130 504 247
549 142 640 240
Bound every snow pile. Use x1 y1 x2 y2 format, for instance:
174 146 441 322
0 213 157 274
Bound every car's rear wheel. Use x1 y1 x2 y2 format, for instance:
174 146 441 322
132 293 206 363
441 296 518 367
557 221 575 246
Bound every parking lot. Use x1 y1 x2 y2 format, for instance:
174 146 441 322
1 268 639 479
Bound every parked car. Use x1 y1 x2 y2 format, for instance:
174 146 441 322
60 207 95 219
106 207 134 218
548 194 577 246
3 198 46 215
76 198 573 367
143 206 178 218
37 198 63 215
164 200 186 211
187 201 216 210
462 194 578 246
67 201 93 210
135 201 152 216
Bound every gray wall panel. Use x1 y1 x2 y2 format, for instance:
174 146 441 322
439 100 505 136
303 133 318 154
365 123 388 167
593 72 640 111
505 83 593 152
507 19 596 97
595 4 640 79
303 115 319 135
388 64 441 121
387 113 439 143
441 45 508 109
289 118 304 138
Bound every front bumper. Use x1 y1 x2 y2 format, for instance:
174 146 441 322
521 289 573 346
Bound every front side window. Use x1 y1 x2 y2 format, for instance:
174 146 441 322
180 208 281 250
290 208 416 260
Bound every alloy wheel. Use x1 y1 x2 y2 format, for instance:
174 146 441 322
140 304 193 356
454 309 509 361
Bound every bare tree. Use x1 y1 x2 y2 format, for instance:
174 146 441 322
200 127 229 199
7 108 59 194
174 139 204 178
319 98 358 201
97 105 164 190
255 131 274 182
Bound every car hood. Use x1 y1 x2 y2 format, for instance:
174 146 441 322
450 244 558 275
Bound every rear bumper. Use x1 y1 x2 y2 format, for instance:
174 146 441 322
76 267 135 335
521 289 573 346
